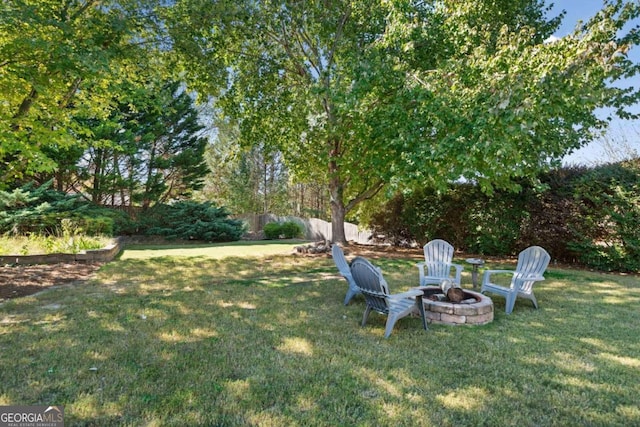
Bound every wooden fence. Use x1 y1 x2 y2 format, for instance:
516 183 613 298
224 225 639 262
238 214 373 244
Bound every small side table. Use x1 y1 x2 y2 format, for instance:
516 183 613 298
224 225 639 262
465 258 485 289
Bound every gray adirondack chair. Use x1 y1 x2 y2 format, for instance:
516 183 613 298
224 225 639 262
350 257 427 338
417 239 464 286
481 246 551 314
332 244 361 305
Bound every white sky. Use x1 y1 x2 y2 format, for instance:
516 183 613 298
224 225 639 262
550 0 640 165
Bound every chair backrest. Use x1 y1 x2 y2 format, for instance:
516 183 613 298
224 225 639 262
350 257 390 314
423 239 455 277
514 246 551 293
332 244 351 277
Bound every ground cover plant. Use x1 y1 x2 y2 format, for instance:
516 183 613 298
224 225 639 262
0 233 111 256
0 244 639 426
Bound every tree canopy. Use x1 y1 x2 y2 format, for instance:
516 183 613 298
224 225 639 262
168 0 640 242
2 1 639 243
0 0 167 187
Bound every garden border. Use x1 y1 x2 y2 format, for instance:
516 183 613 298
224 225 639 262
0 237 123 265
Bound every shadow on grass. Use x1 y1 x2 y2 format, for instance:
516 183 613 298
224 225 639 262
120 239 309 251
0 255 639 425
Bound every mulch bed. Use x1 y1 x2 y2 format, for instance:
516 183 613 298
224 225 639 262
0 262 103 302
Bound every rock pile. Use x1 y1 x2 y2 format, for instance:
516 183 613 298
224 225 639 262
294 241 331 254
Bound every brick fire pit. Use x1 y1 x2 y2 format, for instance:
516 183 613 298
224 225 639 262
417 286 494 325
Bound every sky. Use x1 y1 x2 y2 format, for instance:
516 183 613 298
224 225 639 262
200 2 639 166
549 0 640 165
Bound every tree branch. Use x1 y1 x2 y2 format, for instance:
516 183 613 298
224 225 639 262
69 0 100 22
345 179 385 212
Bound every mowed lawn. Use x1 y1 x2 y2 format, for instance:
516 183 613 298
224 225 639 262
1 242 639 426
118 239 308 260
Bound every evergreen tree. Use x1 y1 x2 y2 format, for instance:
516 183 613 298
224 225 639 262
76 80 209 208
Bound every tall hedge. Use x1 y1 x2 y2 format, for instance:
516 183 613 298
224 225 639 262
567 161 640 271
369 160 640 272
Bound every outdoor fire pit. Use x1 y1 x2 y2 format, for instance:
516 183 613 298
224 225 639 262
417 286 494 325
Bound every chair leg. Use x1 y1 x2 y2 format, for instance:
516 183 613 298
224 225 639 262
505 293 517 315
384 313 400 338
528 292 538 309
416 295 428 331
361 306 372 327
344 287 358 305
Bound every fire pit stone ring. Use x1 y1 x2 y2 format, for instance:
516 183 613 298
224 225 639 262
416 286 494 325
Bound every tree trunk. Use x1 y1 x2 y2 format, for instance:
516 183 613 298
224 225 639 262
329 154 347 244
92 149 104 204
330 196 347 244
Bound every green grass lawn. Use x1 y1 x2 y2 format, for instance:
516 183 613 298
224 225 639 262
1 244 639 426
118 239 308 260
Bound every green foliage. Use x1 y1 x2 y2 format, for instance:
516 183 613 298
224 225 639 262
0 180 130 237
567 160 640 272
146 201 245 242
263 223 282 240
369 185 527 255
463 192 531 255
263 221 304 240
280 221 303 239
170 0 640 243
0 0 169 187
0 181 83 235
370 160 640 271
73 80 209 208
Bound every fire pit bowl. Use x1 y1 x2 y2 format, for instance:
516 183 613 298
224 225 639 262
417 286 493 325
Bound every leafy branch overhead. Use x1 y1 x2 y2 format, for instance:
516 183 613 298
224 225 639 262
1 0 639 244
169 0 640 241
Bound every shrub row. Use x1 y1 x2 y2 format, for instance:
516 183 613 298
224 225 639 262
263 221 303 239
369 160 640 272
0 182 245 243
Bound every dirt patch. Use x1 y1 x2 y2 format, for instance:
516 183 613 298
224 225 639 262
0 262 103 302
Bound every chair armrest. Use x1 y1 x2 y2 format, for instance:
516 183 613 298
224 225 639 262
451 263 464 284
482 269 515 286
389 289 424 300
451 262 464 271
483 269 514 276
520 276 545 282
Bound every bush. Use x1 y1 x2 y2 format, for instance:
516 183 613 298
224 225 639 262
0 181 127 237
263 221 303 239
145 201 245 242
280 221 303 238
462 192 529 255
263 222 282 239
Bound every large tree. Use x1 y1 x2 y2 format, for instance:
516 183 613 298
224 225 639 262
76 80 209 208
168 0 640 243
0 0 167 187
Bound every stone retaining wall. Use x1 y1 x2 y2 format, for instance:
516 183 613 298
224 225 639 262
0 237 123 265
